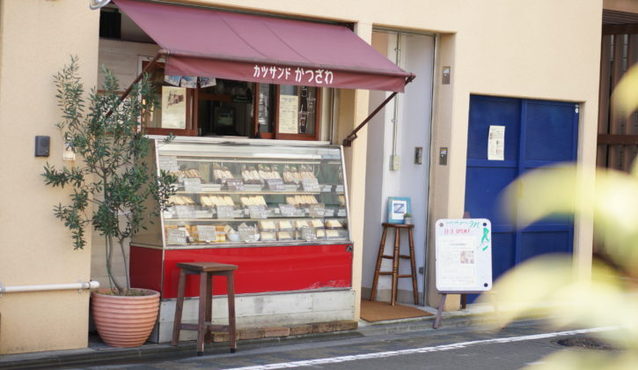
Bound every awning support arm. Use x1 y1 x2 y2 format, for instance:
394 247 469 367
104 51 164 119
342 75 415 147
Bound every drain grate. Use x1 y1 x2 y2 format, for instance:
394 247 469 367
555 336 615 351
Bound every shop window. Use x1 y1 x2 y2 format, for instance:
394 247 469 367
142 62 197 136
142 64 322 140
198 79 255 137
256 85 320 140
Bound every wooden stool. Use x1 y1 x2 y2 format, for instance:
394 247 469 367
370 223 418 306
171 262 238 356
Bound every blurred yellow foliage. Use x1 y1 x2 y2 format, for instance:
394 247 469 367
613 63 638 116
478 66 638 369
499 164 638 273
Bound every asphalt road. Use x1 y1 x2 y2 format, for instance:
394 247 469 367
74 320 609 370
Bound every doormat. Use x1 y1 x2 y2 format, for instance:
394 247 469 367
360 299 432 322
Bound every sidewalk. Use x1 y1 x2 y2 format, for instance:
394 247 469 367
0 305 494 369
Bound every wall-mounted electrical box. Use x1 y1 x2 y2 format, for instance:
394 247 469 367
439 147 448 165
414 147 423 165
442 66 451 85
35 136 50 157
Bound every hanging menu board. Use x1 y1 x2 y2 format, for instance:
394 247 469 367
435 218 492 293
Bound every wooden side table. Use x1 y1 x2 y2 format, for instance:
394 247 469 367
370 223 419 306
171 262 238 356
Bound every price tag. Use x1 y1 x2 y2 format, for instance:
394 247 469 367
158 156 179 172
166 228 187 244
175 205 195 219
302 179 321 192
196 225 217 242
300 226 317 241
309 204 325 217
183 177 202 193
279 204 297 217
266 178 285 191
217 205 235 219
248 205 268 219
320 184 333 192
323 208 335 217
335 185 344 193
225 179 245 191
337 208 347 217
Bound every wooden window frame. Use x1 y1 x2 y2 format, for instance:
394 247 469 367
141 61 198 136
254 84 322 141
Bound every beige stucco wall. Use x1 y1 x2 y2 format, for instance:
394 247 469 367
0 0 603 353
0 0 99 354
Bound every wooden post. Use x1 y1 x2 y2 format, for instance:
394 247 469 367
391 226 401 306
370 225 389 301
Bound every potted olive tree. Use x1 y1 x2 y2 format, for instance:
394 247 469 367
42 57 176 347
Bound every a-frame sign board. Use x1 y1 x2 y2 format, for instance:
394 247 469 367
433 218 492 329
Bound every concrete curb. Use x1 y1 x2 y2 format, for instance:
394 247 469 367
0 309 490 369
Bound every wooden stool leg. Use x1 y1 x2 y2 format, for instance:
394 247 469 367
370 225 388 301
226 271 237 353
391 227 401 306
196 271 208 356
172 269 187 346
205 273 213 322
408 228 419 305
204 271 213 343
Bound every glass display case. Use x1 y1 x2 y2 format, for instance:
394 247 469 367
131 138 353 299
135 139 351 249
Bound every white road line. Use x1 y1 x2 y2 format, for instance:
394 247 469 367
230 327 612 370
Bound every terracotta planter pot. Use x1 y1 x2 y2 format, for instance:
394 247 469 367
91 288 160 347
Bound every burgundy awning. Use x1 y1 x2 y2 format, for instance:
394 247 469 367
113 0 413 92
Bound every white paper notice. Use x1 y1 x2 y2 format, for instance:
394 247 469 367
196 225 217 242
279 95 299 134
161 86 187 129
488 125 505 161
438 236 477 288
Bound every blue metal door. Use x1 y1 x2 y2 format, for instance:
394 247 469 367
464 95 579 291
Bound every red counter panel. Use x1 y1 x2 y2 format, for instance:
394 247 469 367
130 246 163 293
130 244 352 299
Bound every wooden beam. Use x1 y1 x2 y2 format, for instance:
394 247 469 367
603 23 638 35
598 134 638 144
599 35 612 135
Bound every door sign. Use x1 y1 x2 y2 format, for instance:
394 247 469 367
488 125 505 161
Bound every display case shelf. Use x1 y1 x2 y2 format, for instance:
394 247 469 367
132 140 351 249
